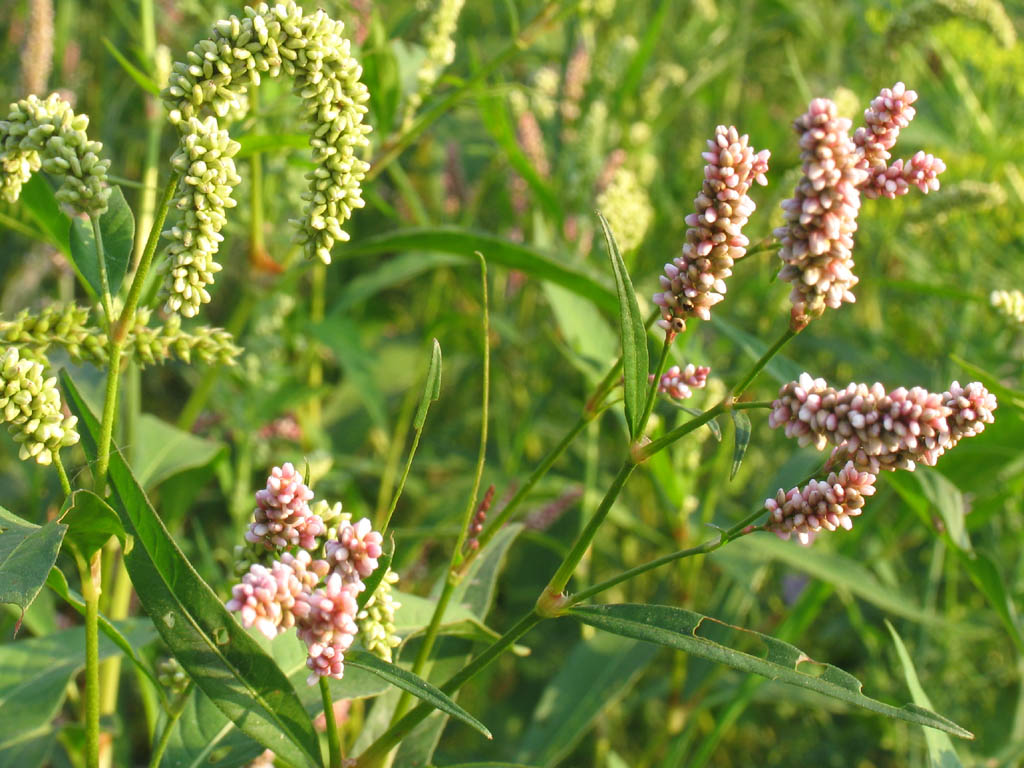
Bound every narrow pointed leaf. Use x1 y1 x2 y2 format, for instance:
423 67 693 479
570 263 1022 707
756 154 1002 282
569 603 973 739
415 339 443 429
0 507 67 631
101 38 160 95
345 650 492 739
886 621 963 767
597 212 649 439
957 550 1024 654
356 536 394 613
60 371 324 768
729 409 752 480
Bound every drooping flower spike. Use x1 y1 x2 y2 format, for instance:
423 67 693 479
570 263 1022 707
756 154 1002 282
769 373 996 472
245 462 326 552
654 125 769 334
764 461 876 545
650 364 710 401
0 347 79 466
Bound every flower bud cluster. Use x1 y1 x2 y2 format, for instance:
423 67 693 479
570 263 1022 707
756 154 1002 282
0 93 110 215
161 116 241 318
651 364 710 401
769 372 997 472
654 125 769 333
764 461 876 545
161 0 371 268
991 289 1024 324
228 464 393 683
357 568 401 662
0 303 241 369
597 164 653 254
156 657 190 695
0 347 79 465
404 0 467 127
854 83 945 199
776 99 868 331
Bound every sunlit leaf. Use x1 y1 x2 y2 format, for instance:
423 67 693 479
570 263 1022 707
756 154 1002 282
69 186 134 298
0 507 67 631
729 409 752 480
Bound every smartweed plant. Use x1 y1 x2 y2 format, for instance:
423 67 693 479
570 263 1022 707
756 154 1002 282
0 1 1020 767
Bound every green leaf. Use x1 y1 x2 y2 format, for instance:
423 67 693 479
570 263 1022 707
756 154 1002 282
0 619 155 754
516 633 657 766
338 228 617 314
333 252 463 313
415 339 443 430
569 603 973 739
886 621 963 767
597 212 649 439
957 550 1024 655
60 372 324 768
61 489 126 560
19 174 72 255
163 631 390 768
101 37 160 95
69 186 135 299
915 470 971 551
133 414 225 490
0 507 67 631
345 650 491 739
729 409 752 480
44 566 163 696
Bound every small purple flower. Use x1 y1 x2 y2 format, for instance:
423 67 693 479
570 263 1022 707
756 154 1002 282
246 462 325 552
650 364 710 400
654 125 769 333
776 99 869 331
765 461 876 545
295 573 360 685
325 517 384 584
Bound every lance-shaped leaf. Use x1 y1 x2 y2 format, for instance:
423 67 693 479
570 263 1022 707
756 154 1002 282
0 507 67 632
416 339 443 430
598 212 649 439
569 603 973 739
729 409 752 480
60 371 324 768
345 650 491 740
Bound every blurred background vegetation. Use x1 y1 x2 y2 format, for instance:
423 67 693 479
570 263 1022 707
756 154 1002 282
2 0 1024 765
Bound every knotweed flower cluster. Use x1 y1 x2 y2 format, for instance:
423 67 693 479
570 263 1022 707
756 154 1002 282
160 0 371 315
404 0 466 127
854 82 945 199
0 347 79 466
775 99 868 331
597 165 653 253
228 463 396 683
764 461 876 544
654 125 769 333
0 92 110 215
769 373 996 472
651 364 710 401
991 289 1024 324
0 303 240 368
161 117 240 318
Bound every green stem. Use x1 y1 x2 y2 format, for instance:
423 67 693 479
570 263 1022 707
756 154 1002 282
360 611 542 766
392 257 490 723
148 683 192 768
378 417 423 535
638 335 672 431
55 453 71 497
92 215 114 327
730 327 797 398
80 550 102 768
540 458 636 605
319 676 343 768
638 402 727 462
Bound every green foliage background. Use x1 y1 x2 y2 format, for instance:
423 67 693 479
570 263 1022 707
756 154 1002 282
2 0 1024 766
